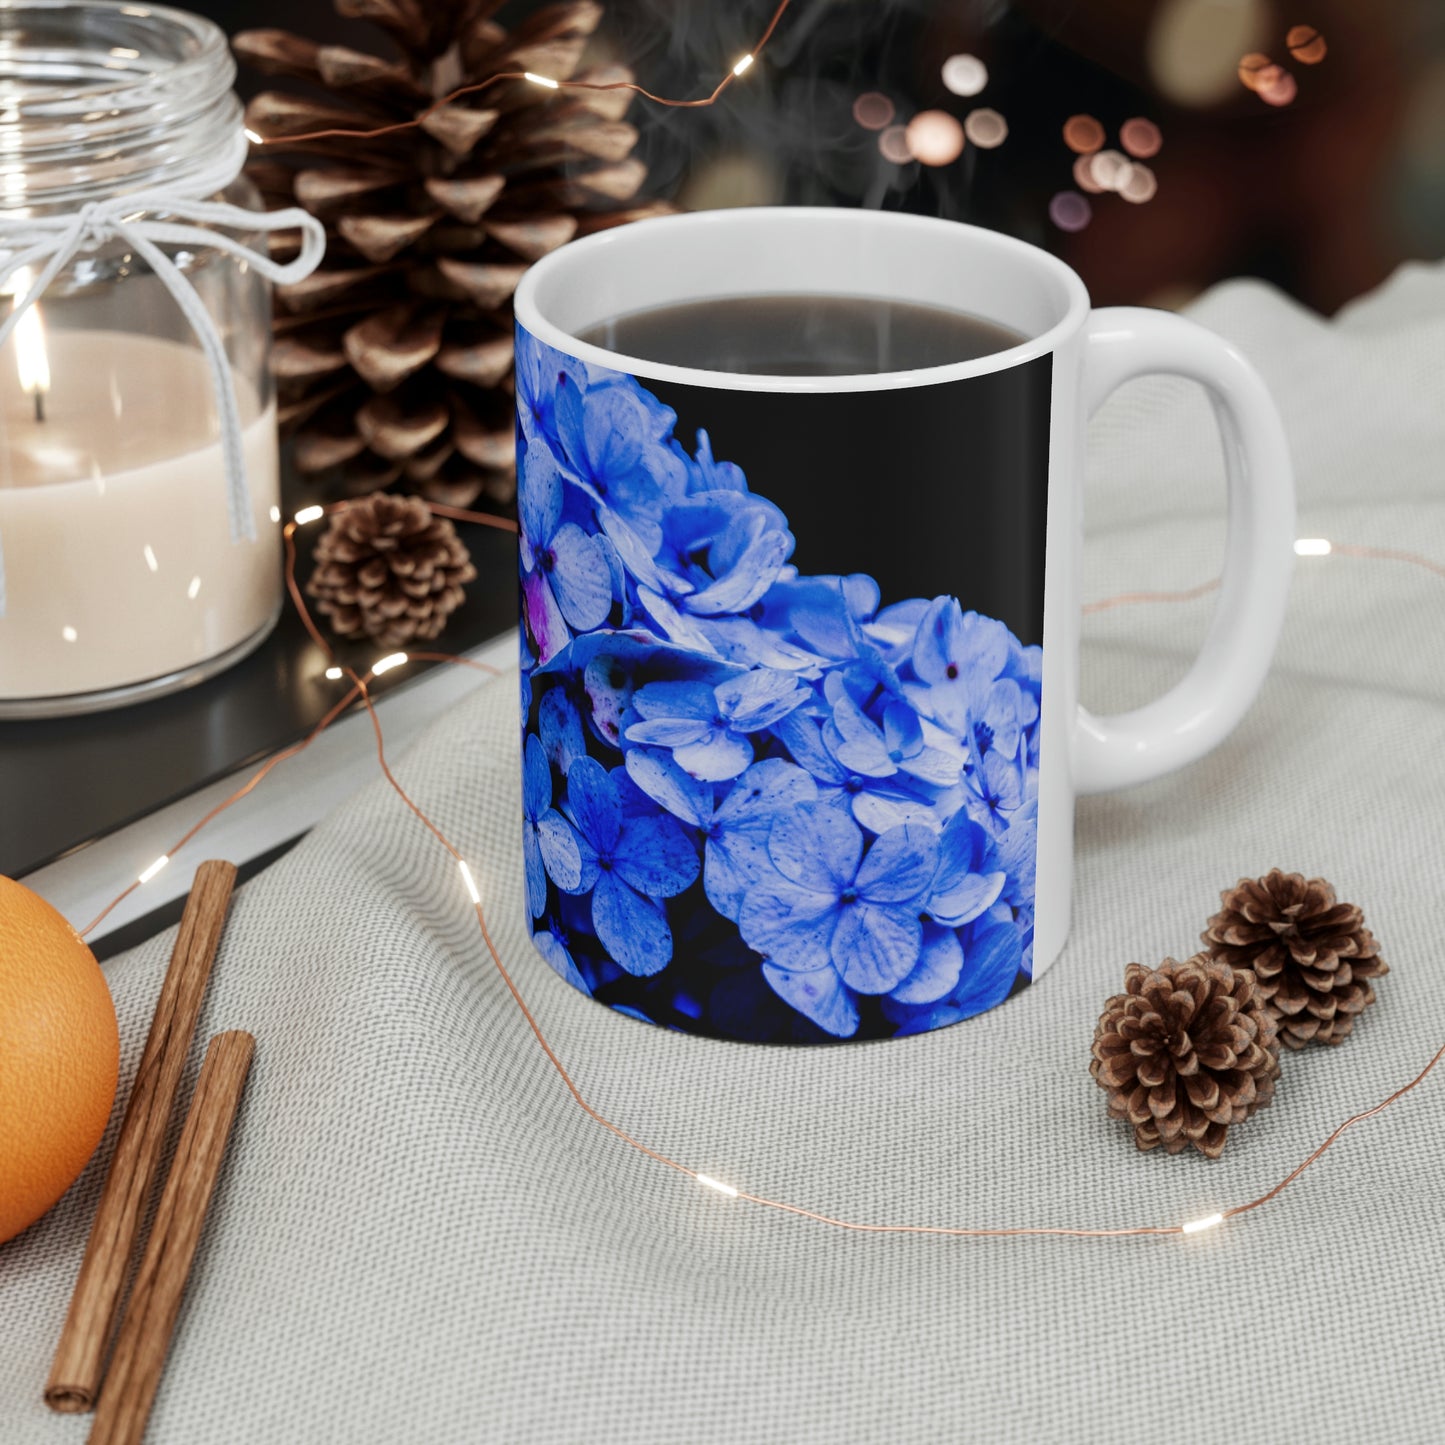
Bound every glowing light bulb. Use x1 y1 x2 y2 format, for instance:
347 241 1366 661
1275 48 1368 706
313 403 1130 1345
732 53 754 76
1295 538 1332 556
371 651 408 676
138 854 170 885
1181 1212 1224 1235
524 71 559 89
459 860 482 904
294 504 325 525
696 1174 739 1198
243 127 264 145
324 665 343 680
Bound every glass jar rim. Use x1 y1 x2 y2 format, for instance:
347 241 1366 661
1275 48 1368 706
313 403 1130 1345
0 1 242 210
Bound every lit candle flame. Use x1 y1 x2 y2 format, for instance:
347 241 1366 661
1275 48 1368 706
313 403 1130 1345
8 268 50 422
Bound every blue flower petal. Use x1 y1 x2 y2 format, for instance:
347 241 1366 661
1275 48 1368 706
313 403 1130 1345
633 679 716 722
889 924 964 1005
624 747 714 828
547 523 613 631
762 961 860 1038
592 870 672 976
739 877 837 972
673 729 754 782
714 668 809 732
613 810 700 897
950 918 1023 1016
522 733 552 823
518 440 562 566
538 687 587 778
566 756 621 854
767 803 862 892
856 824 939 904
834 902 922 994
704 760 818 921
534 929 589 992
775 708 849 784
536 811 585 894
625 716 715 748
524 822 547 919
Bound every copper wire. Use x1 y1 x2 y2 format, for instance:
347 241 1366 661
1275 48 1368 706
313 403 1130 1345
75 512 1445 1243
255 0 795 147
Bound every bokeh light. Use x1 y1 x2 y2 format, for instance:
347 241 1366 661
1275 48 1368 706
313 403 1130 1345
1049 191 1092 232
1119 164 1159 204
941 54 988 97
1063 114 1106 154
878 125 913 164
1258 67 1298 106
905 109 966 166
963 107 1008 149
1149 0 1268 107
1237 52 1273 91
1088 148 1132 192
852 92 895 131
1287 24 1327 64
1072 153 1104 194
1119 118 1163 159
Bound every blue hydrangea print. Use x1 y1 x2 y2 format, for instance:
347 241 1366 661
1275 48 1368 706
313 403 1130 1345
516 324 1042 1043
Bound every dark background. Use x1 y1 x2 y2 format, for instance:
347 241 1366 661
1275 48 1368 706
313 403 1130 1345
204 0 1445 317
651 357 1054 644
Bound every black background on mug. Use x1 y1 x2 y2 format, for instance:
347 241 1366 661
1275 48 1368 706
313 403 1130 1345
647 355 1053 647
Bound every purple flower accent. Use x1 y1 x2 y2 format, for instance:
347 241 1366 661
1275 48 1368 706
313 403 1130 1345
563 757 700 976
519 442 612 663
523 734 584 919
625 670 809 782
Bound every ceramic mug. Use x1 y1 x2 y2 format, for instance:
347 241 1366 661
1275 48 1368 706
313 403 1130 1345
511 207 1294 1044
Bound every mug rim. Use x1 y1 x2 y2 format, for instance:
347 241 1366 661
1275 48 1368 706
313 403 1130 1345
514 206 1092 394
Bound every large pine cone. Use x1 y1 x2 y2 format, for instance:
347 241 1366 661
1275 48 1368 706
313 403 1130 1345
1202 869 1388 1049
1091 956 1281 1159
236 0 669 510
306 494 477 646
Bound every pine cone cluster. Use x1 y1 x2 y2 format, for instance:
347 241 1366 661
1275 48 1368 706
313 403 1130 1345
236 0 668 510
1202 869 1388 1049
1091 956 1281 1159
306 494 476 646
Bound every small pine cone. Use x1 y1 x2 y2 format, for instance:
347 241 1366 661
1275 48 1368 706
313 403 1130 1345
306 495 476 648
1202 870 1388 1049
1091 956 1281 1159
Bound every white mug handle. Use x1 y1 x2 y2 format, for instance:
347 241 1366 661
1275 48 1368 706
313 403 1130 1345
1075 307 1296 794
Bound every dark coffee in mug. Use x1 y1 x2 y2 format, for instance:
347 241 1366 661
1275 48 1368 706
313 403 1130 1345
577 294 1024 375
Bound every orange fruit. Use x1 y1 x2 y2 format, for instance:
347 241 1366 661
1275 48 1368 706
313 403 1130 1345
0 876 119 1245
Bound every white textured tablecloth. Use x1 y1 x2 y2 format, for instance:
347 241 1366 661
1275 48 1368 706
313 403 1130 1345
4 264 1445 1444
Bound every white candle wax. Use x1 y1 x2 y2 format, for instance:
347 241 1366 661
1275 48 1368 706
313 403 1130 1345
0 329 281 702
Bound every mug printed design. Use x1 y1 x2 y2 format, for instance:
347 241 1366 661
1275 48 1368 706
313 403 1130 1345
516 325 1042 1043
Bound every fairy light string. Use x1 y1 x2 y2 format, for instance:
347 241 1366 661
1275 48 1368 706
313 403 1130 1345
68 496 1445 1244
248 0 795 148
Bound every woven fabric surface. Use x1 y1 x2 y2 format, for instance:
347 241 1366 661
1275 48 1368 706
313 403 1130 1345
3 264 1444 1444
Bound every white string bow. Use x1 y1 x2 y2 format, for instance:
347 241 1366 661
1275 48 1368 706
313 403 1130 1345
0 153 326 617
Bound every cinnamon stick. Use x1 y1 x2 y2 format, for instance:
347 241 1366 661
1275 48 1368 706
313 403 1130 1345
88 1032 255 1445
46 860 238 1413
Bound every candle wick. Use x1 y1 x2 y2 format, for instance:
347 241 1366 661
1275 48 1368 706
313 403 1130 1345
33 388 45 423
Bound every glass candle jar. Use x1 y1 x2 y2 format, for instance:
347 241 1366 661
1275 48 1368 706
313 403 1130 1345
0 1 285 716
